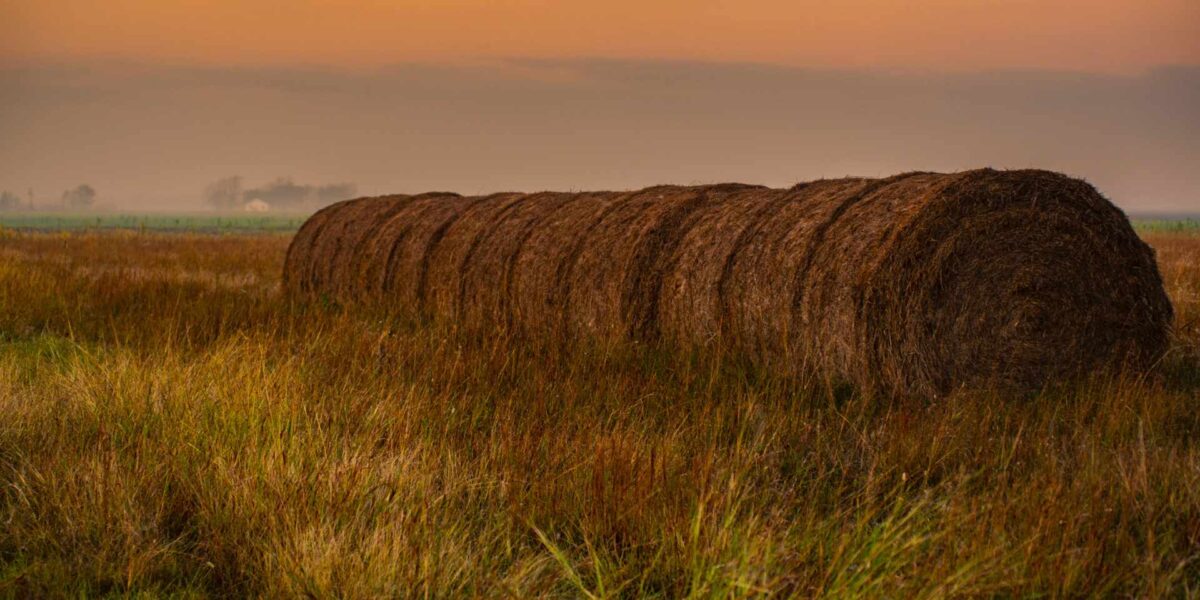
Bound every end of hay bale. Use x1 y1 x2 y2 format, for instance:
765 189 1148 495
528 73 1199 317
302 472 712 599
862 169 1173 397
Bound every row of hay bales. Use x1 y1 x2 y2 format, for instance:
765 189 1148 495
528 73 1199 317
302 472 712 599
284 169 1173 397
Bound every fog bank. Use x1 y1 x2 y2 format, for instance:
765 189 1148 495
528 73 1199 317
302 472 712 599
1 60 1196 212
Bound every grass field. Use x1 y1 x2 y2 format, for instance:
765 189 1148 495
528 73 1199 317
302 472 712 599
1134 219 1200 234
0 227 1198 597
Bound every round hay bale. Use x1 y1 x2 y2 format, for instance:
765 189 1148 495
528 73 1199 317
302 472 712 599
566 186 709 340
354 192 461 302
283 169 1172 396
283 199 344 296
377 194 474 313
422 193 525 320
657 185 781 347
790 173 940 377
718 178 875 366
339 195 421 299
285 196 406 299
508 191 625 337
855 169 1172 396
459 192 574 330
324 195 413 300
302 196 383 299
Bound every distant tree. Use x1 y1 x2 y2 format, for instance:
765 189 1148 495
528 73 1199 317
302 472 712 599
240 178 358 209
62 184 96 209
243 178 312 208
204 176 244 210
0 191 22 211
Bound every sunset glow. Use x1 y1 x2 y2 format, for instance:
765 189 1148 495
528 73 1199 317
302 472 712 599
3 0 1198 72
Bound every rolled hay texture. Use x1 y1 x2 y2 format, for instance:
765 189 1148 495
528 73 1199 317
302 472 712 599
284 169 1173 397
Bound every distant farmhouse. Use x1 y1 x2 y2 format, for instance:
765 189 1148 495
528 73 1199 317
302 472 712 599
243 198 271 213
204 176 356 212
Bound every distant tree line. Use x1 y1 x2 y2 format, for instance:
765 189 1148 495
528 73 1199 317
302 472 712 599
204 176 357 211
62 184 96 209
4 177 358 213
1 185 96 211
0 191 21 210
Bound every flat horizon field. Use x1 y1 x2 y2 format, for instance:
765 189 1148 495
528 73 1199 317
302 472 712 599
0 224 1197 597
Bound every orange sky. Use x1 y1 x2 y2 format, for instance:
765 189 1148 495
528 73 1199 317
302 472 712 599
2 0 1198 72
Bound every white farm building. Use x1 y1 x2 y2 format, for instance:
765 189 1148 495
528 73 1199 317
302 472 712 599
243 198 271 213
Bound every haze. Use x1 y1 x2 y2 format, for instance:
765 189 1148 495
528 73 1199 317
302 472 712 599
1 0 1197 212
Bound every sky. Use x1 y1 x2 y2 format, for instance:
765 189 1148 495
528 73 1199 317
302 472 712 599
1 0 1198 212
3 0 1198 72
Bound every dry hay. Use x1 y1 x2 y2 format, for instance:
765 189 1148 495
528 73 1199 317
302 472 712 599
459 192 574 330
285 169 1173 397
423 193 524 320
656 185 787 349
373 193 471 312
303 196 379 298
855 170 1172 396
285 195 408 299
508 191 625 337
566 186 711 340
354 193 459 301
282 200 344 296
338 195 419 297
325 195 413 298
713 178 876 365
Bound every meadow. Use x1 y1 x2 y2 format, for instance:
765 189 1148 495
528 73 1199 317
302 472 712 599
0 223 1198 597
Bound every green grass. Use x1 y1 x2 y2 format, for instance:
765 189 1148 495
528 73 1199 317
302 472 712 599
0 212 306 233
1134 218 1200 233
0 231 1197 597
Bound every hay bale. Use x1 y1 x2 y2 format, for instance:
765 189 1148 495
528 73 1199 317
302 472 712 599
282 200 342 296
566 186 711 340
508 191 625 337
284 169 1172 396
422 193 525 320
715 178 876 365
459 192 573 330
354 192 460 302
853 170 1172 396
301 196 379 297
790 174 941 376
340 195 419 299
325 195 413 299
656 185 783 347
372 193 472 312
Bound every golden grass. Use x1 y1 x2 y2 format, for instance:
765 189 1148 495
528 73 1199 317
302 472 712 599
1 229 1198 597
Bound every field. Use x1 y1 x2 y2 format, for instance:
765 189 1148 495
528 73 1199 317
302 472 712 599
0 225 1198 597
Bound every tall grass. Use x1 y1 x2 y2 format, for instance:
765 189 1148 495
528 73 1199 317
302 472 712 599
1 230 1198 597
